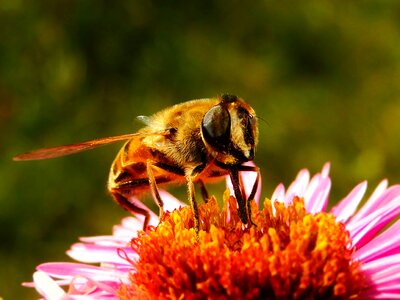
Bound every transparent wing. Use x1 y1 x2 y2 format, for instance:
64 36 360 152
13 132 163 161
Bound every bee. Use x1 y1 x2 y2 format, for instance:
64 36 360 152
14 94 260 233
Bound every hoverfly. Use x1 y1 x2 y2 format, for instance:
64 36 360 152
14 94 260 233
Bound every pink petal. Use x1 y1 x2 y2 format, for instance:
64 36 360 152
361 254 400 274
350 180 388 223
366 293 400 299
271 163 331 213
33 271 66 300
113 216 153 237
373 185 400 208
126 197 159 227
306 174 331 214
37 263 127 281
284 168 310 205
375 284 400 293
67 243 136 264
271 183 285 202
355 219 400 263
330 181 367 222
23 278 72 288
120 216 151 231
349 197 400 248
67 276 119 296
350 216 381 248
321 162 330 177
159 190 186 212
79 235 130 246
352 183 400 223
35 264 129 298
303 163 331 213
368 267 400 285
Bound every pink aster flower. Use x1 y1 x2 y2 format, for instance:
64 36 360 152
24 163 400 299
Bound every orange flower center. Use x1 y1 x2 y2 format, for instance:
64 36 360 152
118 193 366 300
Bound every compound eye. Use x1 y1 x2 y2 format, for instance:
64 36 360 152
202 105 231 150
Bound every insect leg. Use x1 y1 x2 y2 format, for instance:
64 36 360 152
111 190 151 230
238 174 247 204
115 161 184 224
146 160 165 220
187 174 200 234
197 179 209 203
229 168 248 225
236 165 260 225
236 165 260 200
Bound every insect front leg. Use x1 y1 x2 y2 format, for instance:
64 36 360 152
236 164 260 225
229 168 248 225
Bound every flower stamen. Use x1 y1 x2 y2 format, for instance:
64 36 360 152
119 194 366 300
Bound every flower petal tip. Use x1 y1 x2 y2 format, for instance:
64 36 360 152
33 271 66 300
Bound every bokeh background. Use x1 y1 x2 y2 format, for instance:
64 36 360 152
1 1 400 298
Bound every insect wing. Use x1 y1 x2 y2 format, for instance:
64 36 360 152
14 133 147 161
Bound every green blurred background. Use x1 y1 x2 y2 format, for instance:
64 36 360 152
1 1 400 298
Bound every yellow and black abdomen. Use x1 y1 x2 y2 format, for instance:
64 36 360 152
107 137 186 197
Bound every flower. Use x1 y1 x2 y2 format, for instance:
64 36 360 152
24 163 400 299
